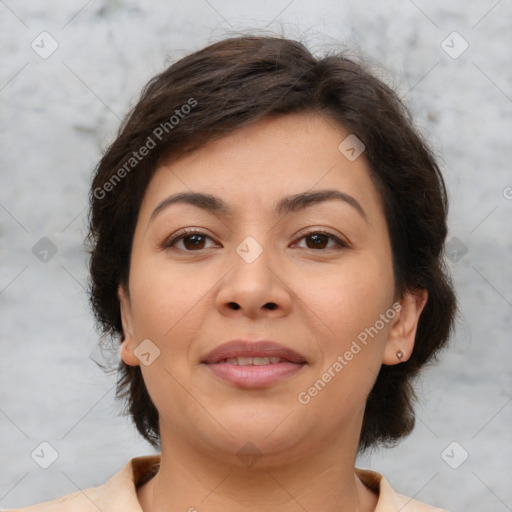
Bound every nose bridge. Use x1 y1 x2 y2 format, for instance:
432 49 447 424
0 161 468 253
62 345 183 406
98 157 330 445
231 233 275 293
215 231 291 317
235 234 266 265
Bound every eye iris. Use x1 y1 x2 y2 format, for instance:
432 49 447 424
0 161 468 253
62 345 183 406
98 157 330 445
307 234 328 249
184 234 205 250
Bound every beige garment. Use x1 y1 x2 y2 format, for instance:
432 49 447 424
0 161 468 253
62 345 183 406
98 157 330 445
6 455 447 511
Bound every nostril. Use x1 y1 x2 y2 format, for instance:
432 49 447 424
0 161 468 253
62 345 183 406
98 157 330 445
228 302 240 310
264 303 277 310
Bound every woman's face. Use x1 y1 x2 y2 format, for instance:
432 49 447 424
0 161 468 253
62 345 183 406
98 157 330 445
119 112 425 466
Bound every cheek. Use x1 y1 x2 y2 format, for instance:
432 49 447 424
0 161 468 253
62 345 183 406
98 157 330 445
297 292 394 427
305 256 395 393
128 252 203 339
314 256 394 337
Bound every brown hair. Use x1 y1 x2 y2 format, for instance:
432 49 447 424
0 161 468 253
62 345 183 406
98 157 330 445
87 35 457 452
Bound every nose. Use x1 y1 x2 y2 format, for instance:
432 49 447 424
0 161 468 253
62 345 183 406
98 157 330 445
215 241 292 320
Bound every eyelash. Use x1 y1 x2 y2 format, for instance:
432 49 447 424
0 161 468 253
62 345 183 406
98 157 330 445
162 228 349 252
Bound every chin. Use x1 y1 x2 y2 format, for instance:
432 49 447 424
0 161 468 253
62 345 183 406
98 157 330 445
201 408 309 459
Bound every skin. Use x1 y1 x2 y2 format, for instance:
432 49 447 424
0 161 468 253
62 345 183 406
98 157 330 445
118 112 427 512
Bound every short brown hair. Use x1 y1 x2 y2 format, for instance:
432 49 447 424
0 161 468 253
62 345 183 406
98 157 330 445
87 35 457 452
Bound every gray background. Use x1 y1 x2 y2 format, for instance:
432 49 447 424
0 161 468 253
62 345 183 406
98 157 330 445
1 1 511 511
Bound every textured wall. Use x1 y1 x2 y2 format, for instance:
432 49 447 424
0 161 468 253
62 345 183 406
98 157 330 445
1 1 511 511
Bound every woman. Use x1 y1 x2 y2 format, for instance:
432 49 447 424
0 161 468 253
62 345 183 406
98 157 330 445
13 35 456 511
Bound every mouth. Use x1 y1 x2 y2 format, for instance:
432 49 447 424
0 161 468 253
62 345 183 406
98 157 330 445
201 340 307 388
217 356 290 365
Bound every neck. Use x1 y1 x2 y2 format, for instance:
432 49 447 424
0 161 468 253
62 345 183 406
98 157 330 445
138 423 377 512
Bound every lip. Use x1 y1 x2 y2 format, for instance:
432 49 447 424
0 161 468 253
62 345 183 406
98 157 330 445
201 340 307 388
202 340 307 364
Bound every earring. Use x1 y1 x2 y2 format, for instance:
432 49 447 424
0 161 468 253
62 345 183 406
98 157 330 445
396 349 405 361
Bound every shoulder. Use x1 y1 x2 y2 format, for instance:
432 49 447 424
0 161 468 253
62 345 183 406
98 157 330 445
4 455 160 512
2 487 102 511
393 491 447 512
355 468 448 512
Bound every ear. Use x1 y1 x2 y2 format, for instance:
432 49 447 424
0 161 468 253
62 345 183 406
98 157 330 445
118 283 140 367
382 289 428 365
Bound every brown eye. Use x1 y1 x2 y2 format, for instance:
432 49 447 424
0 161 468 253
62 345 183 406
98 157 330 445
295 231 348 250
164 229 217 251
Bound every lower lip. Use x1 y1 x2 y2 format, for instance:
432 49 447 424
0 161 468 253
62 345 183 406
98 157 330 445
204 361 306 388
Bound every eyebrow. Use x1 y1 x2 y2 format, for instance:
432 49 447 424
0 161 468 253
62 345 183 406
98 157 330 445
150 189 367 223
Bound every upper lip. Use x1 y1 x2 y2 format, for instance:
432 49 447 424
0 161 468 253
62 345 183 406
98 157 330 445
201 340 307 364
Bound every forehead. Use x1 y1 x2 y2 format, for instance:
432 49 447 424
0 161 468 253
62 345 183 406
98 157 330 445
139 112 384 220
